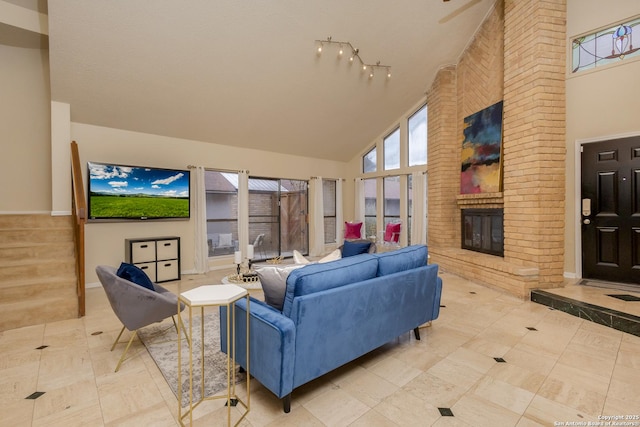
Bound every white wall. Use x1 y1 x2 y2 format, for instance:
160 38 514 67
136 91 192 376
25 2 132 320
0 43 51 213
565 0 640 277
69 123 347 284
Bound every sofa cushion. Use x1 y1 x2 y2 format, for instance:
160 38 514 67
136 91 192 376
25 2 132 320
374 245 428 276
341 240 372 257
282 254 378 317
256 264 306 311
116 262 155 291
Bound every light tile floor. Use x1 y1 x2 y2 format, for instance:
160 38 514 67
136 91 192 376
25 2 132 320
2 269 640 427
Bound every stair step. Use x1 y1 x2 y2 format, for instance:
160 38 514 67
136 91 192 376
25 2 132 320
0 295 78 331
0 228 74 244
0 242 75 264
0 261 77 285
0 214 79 331
0 214 73 230
0 278 77 302
531 289 640 337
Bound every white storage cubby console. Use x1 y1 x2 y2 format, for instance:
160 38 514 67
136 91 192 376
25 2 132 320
125 236 181 283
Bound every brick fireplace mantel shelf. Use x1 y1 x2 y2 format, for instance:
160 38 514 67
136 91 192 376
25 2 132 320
456 192 503 208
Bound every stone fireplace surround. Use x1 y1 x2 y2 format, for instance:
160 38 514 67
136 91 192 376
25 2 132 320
426 0 566 300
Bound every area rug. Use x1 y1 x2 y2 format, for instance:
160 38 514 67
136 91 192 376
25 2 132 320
138 312 244 407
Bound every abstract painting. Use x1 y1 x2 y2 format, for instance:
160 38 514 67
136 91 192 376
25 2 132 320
460 101 503 194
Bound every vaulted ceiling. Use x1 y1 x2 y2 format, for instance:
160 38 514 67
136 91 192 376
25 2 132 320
44 0 495 162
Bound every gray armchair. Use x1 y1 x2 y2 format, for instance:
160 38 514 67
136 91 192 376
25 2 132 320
95 265 185 372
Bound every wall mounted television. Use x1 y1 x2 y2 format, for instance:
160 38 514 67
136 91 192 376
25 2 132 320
87 161 190 221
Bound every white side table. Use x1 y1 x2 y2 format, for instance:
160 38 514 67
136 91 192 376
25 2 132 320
177 284 250 426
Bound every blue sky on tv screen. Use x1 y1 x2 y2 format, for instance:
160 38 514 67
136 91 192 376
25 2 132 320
88 162 189 198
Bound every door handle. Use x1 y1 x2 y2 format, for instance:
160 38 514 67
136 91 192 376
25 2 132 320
582 198 591 216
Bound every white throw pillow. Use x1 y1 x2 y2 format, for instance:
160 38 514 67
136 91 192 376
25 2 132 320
319 249 341 263
292 250 310 264
256 264 305 310
292 249 341 264
219 233 233 247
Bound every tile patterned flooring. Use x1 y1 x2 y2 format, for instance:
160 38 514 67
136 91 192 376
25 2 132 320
2 269 640 426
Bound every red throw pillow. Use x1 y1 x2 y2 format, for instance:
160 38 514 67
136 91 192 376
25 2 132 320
384 223 401 243
344 222 363 239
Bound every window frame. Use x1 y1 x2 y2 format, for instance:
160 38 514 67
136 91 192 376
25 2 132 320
408 103 427 167
322 179 337 244
383 127 400 171
363 146 377 173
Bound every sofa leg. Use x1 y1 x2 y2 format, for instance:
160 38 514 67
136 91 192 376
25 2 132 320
238 366 246 373
283 394 291 413
413 327 421 340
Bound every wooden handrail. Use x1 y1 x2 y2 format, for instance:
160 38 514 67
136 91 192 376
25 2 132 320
70 141 86 317
70 141 86 222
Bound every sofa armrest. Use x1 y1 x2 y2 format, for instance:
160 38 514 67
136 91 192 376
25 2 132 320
432 276 443 320
220 297 296 399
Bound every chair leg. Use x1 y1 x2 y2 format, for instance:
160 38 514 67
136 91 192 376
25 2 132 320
175 314 191 346
114 330 138 372
111 326 126 351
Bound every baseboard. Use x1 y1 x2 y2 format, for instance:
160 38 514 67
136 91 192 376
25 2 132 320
0 210 52 215
51 211 72 216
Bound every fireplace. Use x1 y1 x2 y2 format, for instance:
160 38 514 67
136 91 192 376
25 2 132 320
461 208 504 257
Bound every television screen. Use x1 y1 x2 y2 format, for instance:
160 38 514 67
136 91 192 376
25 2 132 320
87 161 190 220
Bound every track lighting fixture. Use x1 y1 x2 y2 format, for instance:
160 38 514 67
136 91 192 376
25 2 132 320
314 37 391 80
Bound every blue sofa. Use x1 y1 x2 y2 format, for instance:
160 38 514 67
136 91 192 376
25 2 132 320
221 244 442 413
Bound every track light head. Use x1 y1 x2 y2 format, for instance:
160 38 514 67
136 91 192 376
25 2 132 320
314 38 391 82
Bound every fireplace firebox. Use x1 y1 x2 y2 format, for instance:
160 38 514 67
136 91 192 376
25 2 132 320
461 208 504 257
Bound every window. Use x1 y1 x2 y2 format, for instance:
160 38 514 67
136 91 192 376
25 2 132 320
204 171 239 257
363 147 377 173
248 177 309 260
323 179 336 244
572 16 640 73
408 104 427 166
364 178 377 239
383 176 401 240
384 128 400 170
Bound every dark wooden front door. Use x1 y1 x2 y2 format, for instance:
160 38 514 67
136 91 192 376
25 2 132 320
581 136 640 284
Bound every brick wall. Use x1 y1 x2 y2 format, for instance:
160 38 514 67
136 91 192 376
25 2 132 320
427 66 459 248
428 0 566 299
